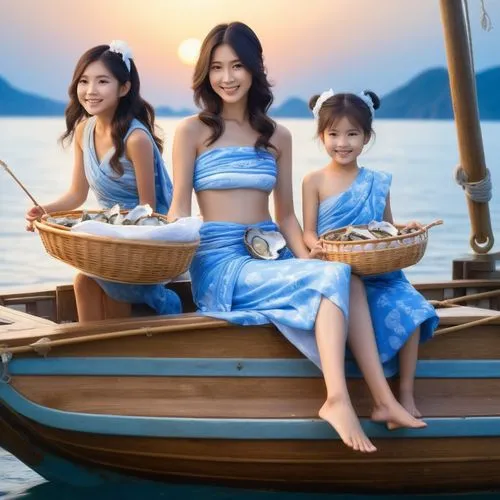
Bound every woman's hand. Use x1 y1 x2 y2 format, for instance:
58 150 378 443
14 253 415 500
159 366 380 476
25 205 45 232
308 240 325 260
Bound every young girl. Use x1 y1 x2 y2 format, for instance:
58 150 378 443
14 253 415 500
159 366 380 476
168 22 425 454
302 89 439 419
25 41 181 322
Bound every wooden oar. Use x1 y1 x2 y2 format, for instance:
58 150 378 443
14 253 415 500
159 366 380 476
0 159 47 214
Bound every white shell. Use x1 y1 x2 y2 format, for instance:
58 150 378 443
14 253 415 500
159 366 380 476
123 204 153 225
244 228 286 260
367 220 399 237
345 227 377 240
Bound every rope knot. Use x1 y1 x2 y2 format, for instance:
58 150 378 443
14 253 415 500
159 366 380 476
454 165 492 203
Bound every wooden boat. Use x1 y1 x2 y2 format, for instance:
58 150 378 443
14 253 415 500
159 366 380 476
1 0 499 494
1 275 500 493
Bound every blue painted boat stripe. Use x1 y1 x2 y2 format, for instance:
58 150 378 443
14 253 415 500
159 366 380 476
1 383 500 439
8 358 500 379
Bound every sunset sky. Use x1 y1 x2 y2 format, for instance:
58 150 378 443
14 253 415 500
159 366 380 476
1 0 499 109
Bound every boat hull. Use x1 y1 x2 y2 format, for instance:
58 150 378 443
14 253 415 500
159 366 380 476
2 397 500 493
1 283 500 492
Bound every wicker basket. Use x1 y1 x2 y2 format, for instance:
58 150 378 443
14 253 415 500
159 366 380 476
320 220 443 276
33 210 199 284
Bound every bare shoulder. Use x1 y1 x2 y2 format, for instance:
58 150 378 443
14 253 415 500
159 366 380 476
271 123 292 149
302 168 324 189
127 128 151 146
125 128 152 148
74 119 87 147
175 114 205 138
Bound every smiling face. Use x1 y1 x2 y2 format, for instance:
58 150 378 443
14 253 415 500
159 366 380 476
322 116 369 167
208 43 252 106
77 60 130 117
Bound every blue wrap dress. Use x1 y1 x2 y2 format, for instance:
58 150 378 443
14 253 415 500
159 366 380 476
317 167 439 375
81 116 181 314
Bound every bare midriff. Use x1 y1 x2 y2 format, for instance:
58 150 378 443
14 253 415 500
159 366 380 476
197 189 272 224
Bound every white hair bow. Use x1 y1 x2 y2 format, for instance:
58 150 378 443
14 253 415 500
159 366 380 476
312 89 334 119
108 40 133 72
311 89 375 119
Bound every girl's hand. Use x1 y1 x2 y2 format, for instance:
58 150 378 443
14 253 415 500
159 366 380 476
25 205 45 232
308 240 325 260
403 220 423 231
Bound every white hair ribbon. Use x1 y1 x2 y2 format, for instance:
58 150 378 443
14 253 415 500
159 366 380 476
312 89 375 119
312 88 334 119
108 40 133 72
358 91 375 117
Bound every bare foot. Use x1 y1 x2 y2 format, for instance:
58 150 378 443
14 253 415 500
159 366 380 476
319 398 377 453
371 401 427 431
399 391 422 419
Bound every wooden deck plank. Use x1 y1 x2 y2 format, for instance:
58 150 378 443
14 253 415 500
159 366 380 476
436 305 500 325
0 305 55 336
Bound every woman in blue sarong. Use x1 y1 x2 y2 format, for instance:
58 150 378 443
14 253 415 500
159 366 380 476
25 41 181 321
168 22 425 453
302 89 439 420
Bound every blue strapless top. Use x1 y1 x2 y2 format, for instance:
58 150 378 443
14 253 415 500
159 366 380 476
193 146 277 193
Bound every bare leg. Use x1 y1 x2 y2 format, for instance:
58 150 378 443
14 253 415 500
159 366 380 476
74 274 131 322
103 294 132 320
347 276 426 430
398 327 422 418
74 273 105 322
316 297 377 453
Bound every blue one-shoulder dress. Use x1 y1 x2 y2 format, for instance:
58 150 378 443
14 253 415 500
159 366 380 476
317 167 439 375
81 116 181 314
189 146 352 367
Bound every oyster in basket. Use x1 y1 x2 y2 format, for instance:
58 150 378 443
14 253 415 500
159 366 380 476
244 228 286 260
135 215 169 226
46 216 80 228
123 204 153 225
367 221 399 238
339 226 377 241
106 204 125 225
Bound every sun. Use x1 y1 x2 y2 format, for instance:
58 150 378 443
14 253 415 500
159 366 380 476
177 38 201 66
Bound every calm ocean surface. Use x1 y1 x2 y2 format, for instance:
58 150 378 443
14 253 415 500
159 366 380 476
0 118 499 498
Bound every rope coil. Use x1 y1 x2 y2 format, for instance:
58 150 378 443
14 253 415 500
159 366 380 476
454 165 492 203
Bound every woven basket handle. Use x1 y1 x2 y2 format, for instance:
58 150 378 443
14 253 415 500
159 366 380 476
422 219 444 231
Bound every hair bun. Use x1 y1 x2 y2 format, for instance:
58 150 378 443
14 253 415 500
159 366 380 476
362 90 380 110
308 94 320 111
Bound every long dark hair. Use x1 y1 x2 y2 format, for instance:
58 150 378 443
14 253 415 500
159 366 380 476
61 44 163 176
309 91 380 139
193 22 276 152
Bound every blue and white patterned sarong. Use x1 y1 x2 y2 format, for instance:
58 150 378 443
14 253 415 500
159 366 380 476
190 220 352 367
317 167 439 375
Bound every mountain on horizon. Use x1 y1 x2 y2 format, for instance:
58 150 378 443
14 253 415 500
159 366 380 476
0 76 192 117
0 76 66 116
377 66 500 120
273 66 500 120
1 67 500 119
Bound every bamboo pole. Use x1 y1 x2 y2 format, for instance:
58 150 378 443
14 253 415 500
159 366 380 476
439 0 494 253
429 288 500 307
0 319 230 356
0 159 47 214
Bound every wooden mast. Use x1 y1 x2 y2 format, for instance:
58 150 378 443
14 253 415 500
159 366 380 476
439 0 494 253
